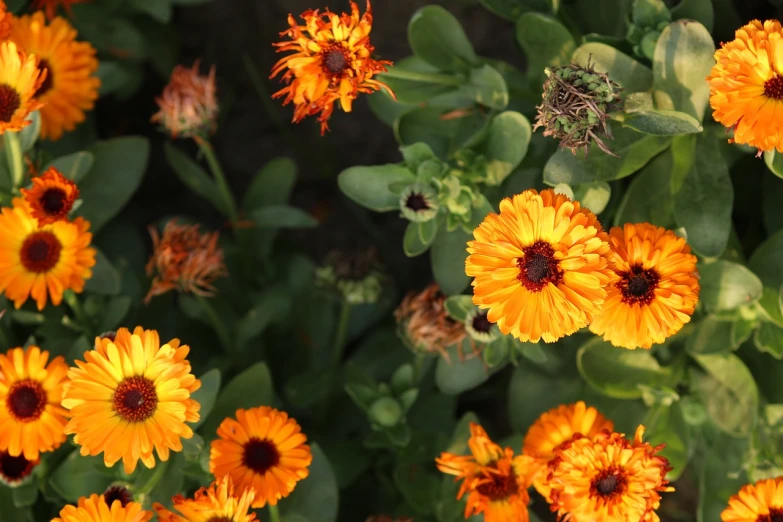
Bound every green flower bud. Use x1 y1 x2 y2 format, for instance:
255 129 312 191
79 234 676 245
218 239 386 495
369 397 403 427
465 308 500 344
400 183 439 223
315 248 385 305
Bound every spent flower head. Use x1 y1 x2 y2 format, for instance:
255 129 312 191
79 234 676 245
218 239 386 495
394 283 466 359
315 247 385 305
152 61 218 139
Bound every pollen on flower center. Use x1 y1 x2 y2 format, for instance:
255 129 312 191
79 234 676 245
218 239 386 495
517 241 563 292
243 438 280 473
619 265 659 305
405 193 429 211
323 48 348 75
6 379 46 421
475 470 518 501
591 469 627 497
20 231 62 273
764 74 783 100
0 84 20 123
112 376 158 422
36 59 53 97
41 188 67 215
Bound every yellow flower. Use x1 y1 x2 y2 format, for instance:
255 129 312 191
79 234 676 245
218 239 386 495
0 198 95 310
20 167 79 225
151 62 218 139
0 450 38 485
522 401 614 500
436 422 534 522
154 475 257 522
466 188 613 343
61 327 201 474
52 494 153 522
209 406 312 508
589 223 700 349
0 40 45 134
548 425 673 522
270 0 394 134
722 477 783 521
9 11 100 141
708 20 783 153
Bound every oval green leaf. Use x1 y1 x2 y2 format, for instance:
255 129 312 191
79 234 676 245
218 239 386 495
338 164 415 212
408 6 479 72
699 260 763 313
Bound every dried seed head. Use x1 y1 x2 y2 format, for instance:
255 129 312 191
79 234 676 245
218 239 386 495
394 283 466 358
315 247 385 305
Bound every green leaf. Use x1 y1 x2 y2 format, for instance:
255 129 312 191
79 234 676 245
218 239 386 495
572 182 611 214
543 123 670 185
481 111 531 186
572 43 653 94
97 296 132 332
243 157 296 211
685 315 737 355
84 248 121 295
77 137 150 233
508 362 583 432
614 150 675 228
764 150 783 179
763 174 783 234
249 205 317 229
338 164 415 212
568 0 632 37
749 228 783 289
435 342 491 394
479 0 557 19
671 134 733 257
408 6 479 73
189 369 220 430
403 219 438 257
235 287 291 348
699 261 763 313
431 224 471 296
691 352 759 437
199 362 273 437
622 110 703 135
462 64 508 110
11 481 37 508
671 0 714 33
278 444 338 522
643 403 690 480
395 107 489 158
756 286 783 327
164 142 227 215
577 337 673 399
18 111 40 152
652 20 715 121
377 57 461 105
444 295 475 322
754 322 783 359
49 451 115 502
44 152 94 183
129 0 172 22
516 13 576 85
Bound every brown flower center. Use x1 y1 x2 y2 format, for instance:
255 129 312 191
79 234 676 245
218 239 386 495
759 510 783 522
207 518 233 522
618 265 659 306
20 231 62 273
591 468 627 498
40 187 67 215
36 59 54 97
0 451 35 483
103 485 133 508
517 241 563 292
6 379 46 422
475 469 518 501
112 376 158 422
405 193 429 211
99 331 117 342
765 75 783 100
0 84 20 123
243 438 280 474
471 311 492 333
324 49 348 74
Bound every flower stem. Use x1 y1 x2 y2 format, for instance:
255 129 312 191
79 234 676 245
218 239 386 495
194 294 233 352
379 68 465 86
135 461 168 496
331 299 352 367
194 137 239 225
5 131 23 190
268 504 281 522
63 290 91 337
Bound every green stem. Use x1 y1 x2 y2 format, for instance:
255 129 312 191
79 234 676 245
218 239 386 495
135 462 167 496
5 131 23 190
331 300 352 367
379 68 464 86
194 137 239 225
268 504 281 522
63 291 91 337
194 294 233 352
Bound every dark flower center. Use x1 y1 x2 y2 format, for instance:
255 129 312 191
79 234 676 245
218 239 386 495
103 485 133 508
517 241 563 292
99 331 117 342
40 188 67 215
760 509 783 522
324 49 348 74
6 380 46 421
618 265 660 306
405 193 429 211
207 518 233 522
243 438 280 474
112 376 158 422
0 84 20 123
765 75 783 100
36 59 54 97
20 231 62 273
471 312 492 333
475 470 518 501
0 451 35 483
591 469 627 498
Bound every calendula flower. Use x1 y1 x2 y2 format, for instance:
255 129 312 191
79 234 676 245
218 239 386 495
0 41 45 134
9 12 100 141
209 406 312 508
466 189 613 343
151 62 218 139
154 475 257 522
589 223 700 349
707 20 783 154
0 346 69 460
0 198 95 310
52 494 153 522
0 1 11 40
103 485 134 509
436 422 534 522
548 425 673 522
394 283 467 358
20 167 79 225
721 477 783 521
31 0 87 20
61 327 201 474
270 0 394 134
0 450 38 486
145 221 227 304
522 402 614 500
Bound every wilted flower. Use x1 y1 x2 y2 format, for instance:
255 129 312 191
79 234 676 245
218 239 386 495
31 0 87 20
152 62 218 139
315 247 384 304
20 167 79 225
145 221 227 304
394 283 466 359
270 0 394 134
534 61 622 156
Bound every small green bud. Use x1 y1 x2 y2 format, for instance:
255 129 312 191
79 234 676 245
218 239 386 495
369 397 403 428
400 183 439 223
465 308 500 344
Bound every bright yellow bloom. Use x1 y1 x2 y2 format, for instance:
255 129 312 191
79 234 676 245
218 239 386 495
548 425 673 522
151 62 218 139
20 167 79 225
9 11 100 140
722 477 783 521
436 422 535 522
0 41 45 134
52 494 153 522
589 223 700 349
271 0 394 134
154 475 257 522
466 189 613 343
708 20 783 153
0 198 95 310
209 406 312 508
61 327 201 474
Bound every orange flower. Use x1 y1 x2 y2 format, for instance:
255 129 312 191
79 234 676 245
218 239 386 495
145 221 227 304
31 0 88 19
52 494 153 522
436 422 534 522
20 167 79 225
721 477 783 521
270 0 394 134
151 62 218 139
154 475 257 522
394 283 467 358
0 1 10 40
0 41 46 134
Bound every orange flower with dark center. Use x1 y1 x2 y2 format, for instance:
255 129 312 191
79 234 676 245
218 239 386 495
145 221 227 304
103 485 134 509
151 62 218 139
20 167 79 225
0 450 37 485
31 0 88 19
270 0 394 134
722 477 783 521
0 41 46 134
154 475 257 522
394 283 467 359
52 494 153 522
436 423 534 522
